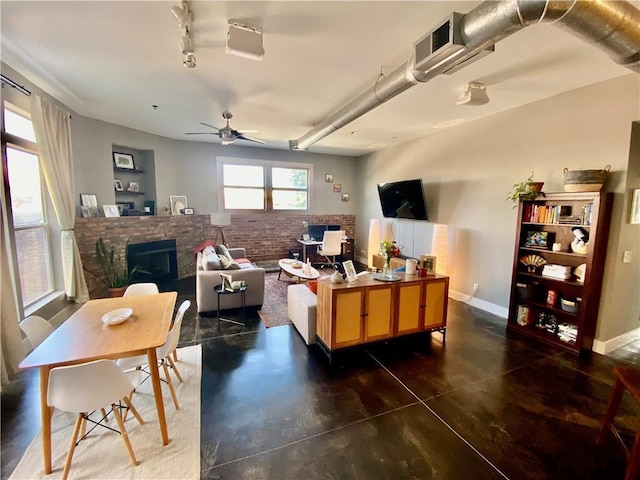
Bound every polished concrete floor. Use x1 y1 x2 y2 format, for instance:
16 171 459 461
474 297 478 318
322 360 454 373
2 275 639 479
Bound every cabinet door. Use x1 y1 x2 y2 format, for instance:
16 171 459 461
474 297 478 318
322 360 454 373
396 282 423 334
424 279 447 329
363 285 393 342
333 290 363 348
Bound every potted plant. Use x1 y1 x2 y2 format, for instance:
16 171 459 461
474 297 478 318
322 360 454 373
506 172 544 207
91 237 138 296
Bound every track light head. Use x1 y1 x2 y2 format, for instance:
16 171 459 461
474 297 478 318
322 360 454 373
171 1 192 29
183 53 196 68
181 33 194 55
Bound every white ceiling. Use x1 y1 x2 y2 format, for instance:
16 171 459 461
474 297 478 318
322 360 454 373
0 1 634 157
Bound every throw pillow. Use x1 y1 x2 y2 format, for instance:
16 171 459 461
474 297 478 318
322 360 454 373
194 240 216 257
219 255 240 270
202 246 222 270
216 244 233 260
307 280 318 294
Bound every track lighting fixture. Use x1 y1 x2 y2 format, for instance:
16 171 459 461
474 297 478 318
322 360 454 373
171 1 192 29
183 53 196 68
181 33 193 55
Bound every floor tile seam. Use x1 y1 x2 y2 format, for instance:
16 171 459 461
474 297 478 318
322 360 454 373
367 350 511 480
204 402 419 474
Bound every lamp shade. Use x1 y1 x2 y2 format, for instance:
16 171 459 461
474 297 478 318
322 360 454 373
368 219 380 268
210 213 231 226
431 224 448 275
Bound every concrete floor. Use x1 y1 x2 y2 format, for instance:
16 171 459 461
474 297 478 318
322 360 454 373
2 274 638 479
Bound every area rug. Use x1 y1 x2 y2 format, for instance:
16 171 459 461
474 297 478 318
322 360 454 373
9 345 201 480
258 272 295 328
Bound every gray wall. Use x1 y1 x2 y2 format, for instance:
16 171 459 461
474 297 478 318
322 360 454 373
356 74 640 345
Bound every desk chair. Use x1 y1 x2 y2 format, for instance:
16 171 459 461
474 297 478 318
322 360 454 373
597 366 640 480
19 315 54 350
47 360 144 480
123 283 159 296
317 230 344 269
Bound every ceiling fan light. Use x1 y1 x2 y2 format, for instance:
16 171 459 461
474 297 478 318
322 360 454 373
221 138 236 146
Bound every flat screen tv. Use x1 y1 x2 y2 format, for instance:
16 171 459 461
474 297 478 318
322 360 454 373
377 179 428 220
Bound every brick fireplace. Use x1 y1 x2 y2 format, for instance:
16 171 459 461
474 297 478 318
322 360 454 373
76 213 356 298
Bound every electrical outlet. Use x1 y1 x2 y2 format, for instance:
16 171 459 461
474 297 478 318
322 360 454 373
473 283 479 293
623 251 632 263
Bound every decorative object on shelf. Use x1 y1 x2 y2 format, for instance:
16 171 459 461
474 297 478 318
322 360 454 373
116 202 134 215
325 174 333 183
127 181 140 192
79 193 99 218
516 305 531 326
534 312 558 334
421 255 436 275
379 239 401 276
342 260 357 283
183 208 194 215
519 254 547 273
333 183 342 193
631 189 640 224
341 193 349 202
170 195 188 215
114 179 124 191
570 227 589 254
506 172 544 207
573 263 586 283
144 200 155 215
560 297 580 313
552 242 562 252
103 205 120 217
563 165 610 192
112 152 135 170
524 231 549 249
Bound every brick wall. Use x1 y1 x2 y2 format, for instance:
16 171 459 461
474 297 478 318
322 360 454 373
76 213 356 298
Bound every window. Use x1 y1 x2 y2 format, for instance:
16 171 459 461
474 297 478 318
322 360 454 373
219 158 311 211
2 103 55 307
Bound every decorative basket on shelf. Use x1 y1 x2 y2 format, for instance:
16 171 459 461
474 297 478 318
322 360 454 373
563 165 610 192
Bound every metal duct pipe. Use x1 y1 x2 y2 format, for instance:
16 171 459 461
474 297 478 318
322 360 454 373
289 0 640 151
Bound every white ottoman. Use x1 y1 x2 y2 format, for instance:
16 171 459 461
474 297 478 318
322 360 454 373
287 284 317 345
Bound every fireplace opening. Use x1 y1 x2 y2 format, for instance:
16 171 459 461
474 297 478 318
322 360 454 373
127 239 178 285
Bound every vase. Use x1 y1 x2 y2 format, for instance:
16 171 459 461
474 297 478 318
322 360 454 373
382 257 392 277
108 286 127 297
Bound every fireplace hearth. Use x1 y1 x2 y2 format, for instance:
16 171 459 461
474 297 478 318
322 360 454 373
127 239 178 285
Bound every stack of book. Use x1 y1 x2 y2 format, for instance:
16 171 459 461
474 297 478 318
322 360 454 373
558 323 577 344
542 264 572 280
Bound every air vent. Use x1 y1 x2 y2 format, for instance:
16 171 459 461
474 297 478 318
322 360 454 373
413 13 465 72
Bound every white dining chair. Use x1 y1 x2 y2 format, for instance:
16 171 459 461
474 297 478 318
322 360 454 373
123 283 160 296
47 359 145 480
19 315 55 350
117 300 191 410
317 230 344 268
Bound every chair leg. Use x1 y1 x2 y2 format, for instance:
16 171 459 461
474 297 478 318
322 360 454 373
100 407 109 423
111 402 138 467
79 415 87 439
597 378 626 445
62 415 83 480
173 350 178 362
122 395 145 425
167 355 183 383
625 424 640 480
161 360 180 409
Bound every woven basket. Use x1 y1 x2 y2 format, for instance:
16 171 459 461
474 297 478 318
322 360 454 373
563 165 610 192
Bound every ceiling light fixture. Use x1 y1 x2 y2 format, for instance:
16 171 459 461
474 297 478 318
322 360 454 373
226 20 265 61
181 33 194 55
171 1 192 29
171 1 196 68
183 52 196 68
456 81 489 106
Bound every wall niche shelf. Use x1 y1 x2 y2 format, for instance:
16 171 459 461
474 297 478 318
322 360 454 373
114 167 144 174
115 190 145 195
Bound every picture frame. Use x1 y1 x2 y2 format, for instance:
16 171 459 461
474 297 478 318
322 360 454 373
183 207 194 215
116 201 134 213
343 260 357 283
169 195 188 215
80 193 97 207
128 181 140 192
114 179 124 191
341 193 349 202
631 189 640 224
333 183 342 193
103 204 120 217
524 231 549 249
113 152 135 170
420 255 437 275
325 174 333 183
220 273 234 292
80 206 92 218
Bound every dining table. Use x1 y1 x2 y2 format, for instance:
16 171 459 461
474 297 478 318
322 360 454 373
18 291 178 475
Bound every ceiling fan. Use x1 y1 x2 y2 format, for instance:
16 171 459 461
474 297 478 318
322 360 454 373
185 111 264 145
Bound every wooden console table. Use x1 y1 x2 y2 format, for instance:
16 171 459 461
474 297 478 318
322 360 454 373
316 273 449 360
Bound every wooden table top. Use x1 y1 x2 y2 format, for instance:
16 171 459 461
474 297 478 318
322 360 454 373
19 292 177 369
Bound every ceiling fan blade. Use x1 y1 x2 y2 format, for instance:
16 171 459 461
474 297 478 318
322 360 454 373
237 134 265 144
200 122 221 131
185 132 218 135
237 129 259 133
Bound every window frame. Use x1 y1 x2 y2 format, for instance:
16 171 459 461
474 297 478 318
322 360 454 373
217 156 313 212
2 102 56 308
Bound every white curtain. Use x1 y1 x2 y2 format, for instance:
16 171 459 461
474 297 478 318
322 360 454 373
1 159 26 387
30 95 89 303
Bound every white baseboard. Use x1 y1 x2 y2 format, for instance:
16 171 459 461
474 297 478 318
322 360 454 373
449 289 508 318
592 326 640 355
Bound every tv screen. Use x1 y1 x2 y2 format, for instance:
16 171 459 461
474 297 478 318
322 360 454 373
377 179 428 220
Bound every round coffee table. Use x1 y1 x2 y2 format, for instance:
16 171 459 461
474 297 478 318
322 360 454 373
278 258 320 283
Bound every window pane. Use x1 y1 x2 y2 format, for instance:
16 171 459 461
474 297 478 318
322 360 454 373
223 165 264 187
273 167 308 189
273 190 308 210
15 228 53 305
224 187 265 209
7 147 44 227
4 108 37 142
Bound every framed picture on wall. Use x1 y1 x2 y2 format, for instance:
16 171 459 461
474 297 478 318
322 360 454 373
113 152 135 170
114 180 124 191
